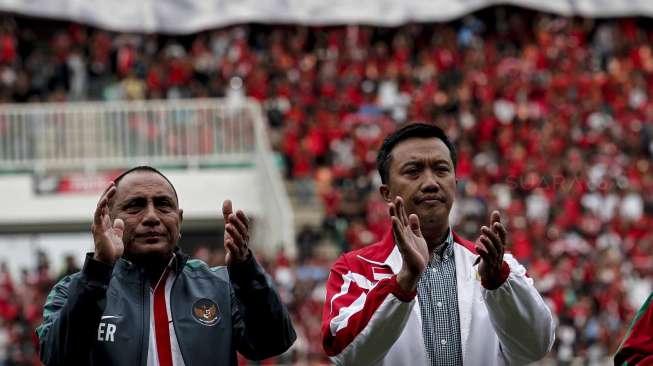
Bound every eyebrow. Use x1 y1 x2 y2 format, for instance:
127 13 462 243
400 158 451 168
120 195 176 206
153 196 176 205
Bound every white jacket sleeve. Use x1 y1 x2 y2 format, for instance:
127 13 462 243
331 295 416 366
322 255 418 366
482 254 556 364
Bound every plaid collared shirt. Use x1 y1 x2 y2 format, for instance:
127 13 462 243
416 230 464 366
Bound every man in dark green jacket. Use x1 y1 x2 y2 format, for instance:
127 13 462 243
37 166 296 366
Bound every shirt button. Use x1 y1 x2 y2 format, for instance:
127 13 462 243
432 268 438 273
441 339 447 345
443 255 449 260
437 301 443 308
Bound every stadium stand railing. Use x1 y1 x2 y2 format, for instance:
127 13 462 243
0 98 295 257
0 99 256 171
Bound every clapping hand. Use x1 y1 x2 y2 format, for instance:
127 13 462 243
475 211 508 285
91 183 125 265
222 200 251 265
390 196 429 292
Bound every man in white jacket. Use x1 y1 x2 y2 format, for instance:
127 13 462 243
321 123 555 365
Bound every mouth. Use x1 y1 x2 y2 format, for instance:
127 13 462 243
416 196 445 205
136 232 166 244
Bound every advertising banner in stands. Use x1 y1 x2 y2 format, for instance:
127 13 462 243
33 171 120 195
0 0 651 33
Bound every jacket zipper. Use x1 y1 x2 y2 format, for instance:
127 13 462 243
140 270 148 366
169 272 189 363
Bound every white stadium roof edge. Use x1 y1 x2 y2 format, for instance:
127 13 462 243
0 0 652 34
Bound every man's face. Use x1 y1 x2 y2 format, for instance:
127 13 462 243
110 171 183 261
380 137 456 231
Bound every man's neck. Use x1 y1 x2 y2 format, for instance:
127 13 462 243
423 228 450 258
134 252 175 287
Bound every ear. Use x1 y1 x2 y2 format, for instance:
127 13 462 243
379 184 392 203
178 208 184 226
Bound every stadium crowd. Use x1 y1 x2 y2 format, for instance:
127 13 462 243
1 6 652 365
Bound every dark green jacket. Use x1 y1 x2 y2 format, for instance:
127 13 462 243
37 249 296 365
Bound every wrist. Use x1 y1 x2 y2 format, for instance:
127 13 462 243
84 253 114 285
237 248 252 263
93 252 116 266
480 261 510 290
396 270 419 292
228 253 264 289
391 275 417 302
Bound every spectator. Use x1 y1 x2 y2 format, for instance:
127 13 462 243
0 7 651 363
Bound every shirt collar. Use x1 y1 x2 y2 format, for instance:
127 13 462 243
431 228 454 263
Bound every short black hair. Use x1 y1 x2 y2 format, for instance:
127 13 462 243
113 165 179 203
376 123 457 184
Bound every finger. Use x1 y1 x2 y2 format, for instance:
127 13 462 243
391 216 408 251
226 224 246 248
96 184 116 208
94 188 111 225
97 202 109 230
479 234 498 259
491 210 501 226
94 186 116 227
475 241 493 263
408 214 423 238
222 199 233 222
236 210 249 230
492 222 508 248
224 236 234 252
94 197 106 227
229 214 249 243
388 202 397 218
400 197 410 226
225 240 242 260
104 186 116 207
481 225 503 254
478 234 497 258
224 240 234 265
490 211 505 245
393 198 402 222
102 205 111 229
493 221 508 247
475 240 489 257
222 200 234 242
395 196 409 226
112 218 125 239
98 182 115 201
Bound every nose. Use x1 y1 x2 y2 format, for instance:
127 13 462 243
420 169 440 192
142 202 161 227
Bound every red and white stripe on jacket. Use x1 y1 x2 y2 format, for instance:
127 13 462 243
321 229 556 366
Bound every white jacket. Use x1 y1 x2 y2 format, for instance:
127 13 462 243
321 230 555 366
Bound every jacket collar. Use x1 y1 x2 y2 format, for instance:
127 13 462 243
115 247 190 275
360 227 476 275
172 247 190 273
